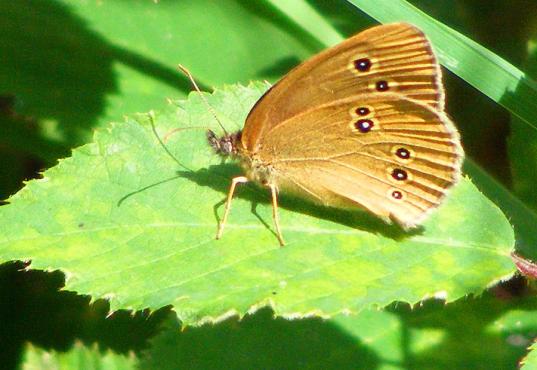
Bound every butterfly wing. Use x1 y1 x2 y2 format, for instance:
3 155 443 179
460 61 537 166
241 23 443 152
258 94 463 228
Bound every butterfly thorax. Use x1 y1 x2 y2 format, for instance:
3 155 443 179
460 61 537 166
207 129 275 186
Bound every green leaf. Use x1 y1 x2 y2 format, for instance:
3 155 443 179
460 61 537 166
266 0 344 46
0 84 514 325
141 293 537 369
60 0 317 86
522 341 537 370
336 294 537 369
510 119 537 211
509 35 537 212
465 160 537 260
0 0 318 194
21 342 137 370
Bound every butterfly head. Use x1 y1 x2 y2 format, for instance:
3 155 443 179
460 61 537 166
207 130 242 157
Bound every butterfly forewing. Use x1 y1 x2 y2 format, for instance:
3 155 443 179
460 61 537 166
241 23 443 152
258 95 462 228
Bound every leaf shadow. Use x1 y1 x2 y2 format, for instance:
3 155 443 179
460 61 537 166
1 0 195 200
254 56 302 81
390 277 537 369
177 162 420 242
139 276 537 370
141 306 380 370
0 260 173 369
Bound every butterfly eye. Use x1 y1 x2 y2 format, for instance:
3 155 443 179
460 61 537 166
353 58 371 72
391 168 408 181
354 119 374 133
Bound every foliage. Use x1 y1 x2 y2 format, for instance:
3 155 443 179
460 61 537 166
1 0 536 368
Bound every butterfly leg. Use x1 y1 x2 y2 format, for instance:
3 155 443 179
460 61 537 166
269 184 285 246
217 176 248 240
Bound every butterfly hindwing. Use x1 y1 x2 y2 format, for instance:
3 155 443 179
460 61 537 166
259 94 463 227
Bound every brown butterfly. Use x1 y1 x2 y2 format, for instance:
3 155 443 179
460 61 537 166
199 23 463 246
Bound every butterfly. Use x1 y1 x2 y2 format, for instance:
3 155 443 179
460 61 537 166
199 23 463 246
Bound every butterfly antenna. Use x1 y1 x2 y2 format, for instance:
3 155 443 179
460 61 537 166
147 110 192 171
177 64 229 136
162 126 211 143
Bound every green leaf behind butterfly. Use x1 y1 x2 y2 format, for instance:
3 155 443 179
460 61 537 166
509 35 537 211
21 342 137 370
141 293 537 369
522 341 537 370
0 84 514 325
